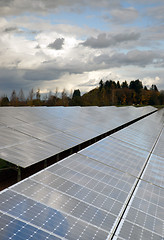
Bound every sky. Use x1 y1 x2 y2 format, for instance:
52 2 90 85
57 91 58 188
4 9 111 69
0 0 164 97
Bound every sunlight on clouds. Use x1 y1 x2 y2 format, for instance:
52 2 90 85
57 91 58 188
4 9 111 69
0 0 164 96
142 76 161 88
39 70 124 95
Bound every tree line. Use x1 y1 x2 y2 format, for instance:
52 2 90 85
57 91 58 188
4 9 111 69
0 79 164 107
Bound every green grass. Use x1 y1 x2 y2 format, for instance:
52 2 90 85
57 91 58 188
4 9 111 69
154 105 164 109
116 104 164 109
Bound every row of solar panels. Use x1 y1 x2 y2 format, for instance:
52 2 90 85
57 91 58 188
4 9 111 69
112 109 164 240
0 106 156 168
0 107 163 239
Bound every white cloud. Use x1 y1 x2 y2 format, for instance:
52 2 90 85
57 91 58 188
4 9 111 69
0 0 164 97
142 76 161 88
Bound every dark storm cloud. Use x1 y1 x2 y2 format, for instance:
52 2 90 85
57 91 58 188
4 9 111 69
48 38 65 50
81 32 140 49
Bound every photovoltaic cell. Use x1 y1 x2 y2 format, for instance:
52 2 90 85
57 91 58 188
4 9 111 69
142 154 164 188
65 127 99 141
0 107 164 240
0 128 33 150
112 109 164 153
112 127 159 152
0 189 109 239
0 211 62 240
12 122 60 139
115 181 164 240
0 106 156 168
80 137 150 177
0 139 62 168
40 132 83 149
0 150 138 239
152 128 164 158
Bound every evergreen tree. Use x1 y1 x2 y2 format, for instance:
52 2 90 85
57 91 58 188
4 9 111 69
71 89 82 106
121 81 128 88
72 89 81 98
129 79 143 94
116 81 121 88
0 96 9 106
150 84 158 91
99 80 104 91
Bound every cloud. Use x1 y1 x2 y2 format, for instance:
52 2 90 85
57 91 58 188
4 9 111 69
94 50 163 68
142 76 161 88
81 32 140 48
23 68 62 81
104 7 138 24
0 0 164 96
0 0 121 16
0 67 26 96
48 38 65 50
3 26 18 32
146 5 164 23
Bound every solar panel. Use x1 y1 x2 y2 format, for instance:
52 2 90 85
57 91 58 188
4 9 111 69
10 122 60 139
0 106 156 168
0 106 163 240
0 128 34 150
80 137 150 177
142 154 164 188
112 109 164 240
0 134 152 240
0 189 109 239
0 211 62 240
40 132 83 149
152 128 164 158
112 110 164 152
114 181 164 240
0 139 62 168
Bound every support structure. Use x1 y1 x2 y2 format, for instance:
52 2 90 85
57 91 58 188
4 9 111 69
17 166 21 182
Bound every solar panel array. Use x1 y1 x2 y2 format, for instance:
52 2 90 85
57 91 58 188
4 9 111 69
112 109 164 240
0 107 163 240
0 106 156 168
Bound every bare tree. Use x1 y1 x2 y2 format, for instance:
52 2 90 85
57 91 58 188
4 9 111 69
36 88 41 100
18 89 25 103
61 88 68 106
27 88 34 106
10 90 18 106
